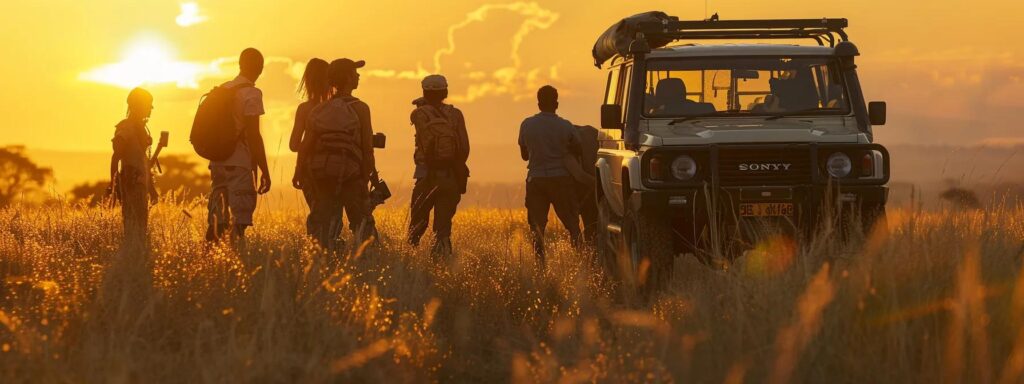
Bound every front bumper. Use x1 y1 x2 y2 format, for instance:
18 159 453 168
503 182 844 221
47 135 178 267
630 184 888 242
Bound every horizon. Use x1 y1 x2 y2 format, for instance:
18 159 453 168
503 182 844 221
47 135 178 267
6 3 1024 382
2 0 1023 188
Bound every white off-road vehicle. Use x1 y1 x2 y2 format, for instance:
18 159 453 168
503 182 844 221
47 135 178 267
591 13 889 294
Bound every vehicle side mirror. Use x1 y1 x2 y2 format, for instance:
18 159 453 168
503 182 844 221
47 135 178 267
868 101 886 126
601 104 623 130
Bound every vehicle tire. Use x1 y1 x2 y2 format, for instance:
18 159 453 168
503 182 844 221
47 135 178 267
861 203 888 236
622 207 675 299
596 195 620 281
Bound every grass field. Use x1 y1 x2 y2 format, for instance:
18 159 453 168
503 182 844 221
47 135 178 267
1 198 1024 383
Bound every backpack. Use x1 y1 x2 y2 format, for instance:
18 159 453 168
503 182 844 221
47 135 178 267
306 98 363 181
190 83 250 161
414 105 460 166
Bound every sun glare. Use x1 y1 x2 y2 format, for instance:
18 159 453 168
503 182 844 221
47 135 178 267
176 2 207 27
80 37 215 89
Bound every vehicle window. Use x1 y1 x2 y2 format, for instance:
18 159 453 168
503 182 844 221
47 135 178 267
620 64 632 121
604 66 620 105
643 57 850 117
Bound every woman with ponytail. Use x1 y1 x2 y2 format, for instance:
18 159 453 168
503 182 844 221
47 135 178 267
110 87 154 246
291 58 331 232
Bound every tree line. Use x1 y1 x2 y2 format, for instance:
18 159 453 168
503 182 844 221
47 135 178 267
0 145 208 207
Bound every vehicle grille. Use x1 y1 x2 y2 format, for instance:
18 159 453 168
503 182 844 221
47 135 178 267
717 146 812 186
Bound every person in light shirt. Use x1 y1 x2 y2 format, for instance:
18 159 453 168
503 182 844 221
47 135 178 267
517 85 583 265
206 48 271 243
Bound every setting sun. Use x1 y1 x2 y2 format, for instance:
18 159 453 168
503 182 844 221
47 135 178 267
79 36 216 89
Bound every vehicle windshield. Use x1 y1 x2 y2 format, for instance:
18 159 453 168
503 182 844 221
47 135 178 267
643 57 849 118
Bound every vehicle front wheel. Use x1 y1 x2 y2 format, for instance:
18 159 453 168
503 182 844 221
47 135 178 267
622 207 675 299
596 195 620 281
861 203 888 236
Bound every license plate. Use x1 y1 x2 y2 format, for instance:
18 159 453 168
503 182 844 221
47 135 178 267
739 203 794 217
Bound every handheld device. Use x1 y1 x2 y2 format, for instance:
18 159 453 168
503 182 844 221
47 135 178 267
151 131 169 173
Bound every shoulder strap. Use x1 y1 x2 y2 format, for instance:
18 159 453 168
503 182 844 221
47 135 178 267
424 104 449 121
342 97 363 125
228 82 254 91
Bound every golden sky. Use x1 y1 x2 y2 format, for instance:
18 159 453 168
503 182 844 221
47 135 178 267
1 0 1023 185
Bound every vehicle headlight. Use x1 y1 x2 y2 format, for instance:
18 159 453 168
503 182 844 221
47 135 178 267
826 152 852 178
671 155 697 180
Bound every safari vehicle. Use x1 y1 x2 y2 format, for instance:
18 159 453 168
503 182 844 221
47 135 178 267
592 13 889 293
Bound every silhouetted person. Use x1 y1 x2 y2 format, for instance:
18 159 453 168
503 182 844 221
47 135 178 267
518 86 583 264
206 47 271 242
291 58 331 234
571 125 600 247
297 58 376 250
407 75 470 258
649 78 715 116
111 87 154 246
769 69 819 111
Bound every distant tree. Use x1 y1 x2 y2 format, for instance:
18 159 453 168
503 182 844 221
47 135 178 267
69 154 210 206
69 181 111 207
940 187 981 210
0 146 52 207
153 154 209 201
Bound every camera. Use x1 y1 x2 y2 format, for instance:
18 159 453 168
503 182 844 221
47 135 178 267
373 132 386 149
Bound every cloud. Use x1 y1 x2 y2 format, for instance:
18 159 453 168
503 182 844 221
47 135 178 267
974 137 1024 148
85 2 562 103
861 51 1024 146
366 2 561 103
175 2 207 27
79 36 223 89
79 36 300 91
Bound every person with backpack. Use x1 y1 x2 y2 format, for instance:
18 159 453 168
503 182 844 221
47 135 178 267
192 48 271 242
518 85 583 265
110 87 155 247
296 58 376 250
290 58 331 234
406 75 470 257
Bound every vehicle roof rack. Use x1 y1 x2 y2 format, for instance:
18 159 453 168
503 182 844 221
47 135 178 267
639 18 849 47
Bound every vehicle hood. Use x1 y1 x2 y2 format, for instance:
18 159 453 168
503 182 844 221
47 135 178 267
640 117 868 146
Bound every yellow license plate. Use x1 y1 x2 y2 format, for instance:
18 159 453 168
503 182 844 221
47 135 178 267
739 203 794 217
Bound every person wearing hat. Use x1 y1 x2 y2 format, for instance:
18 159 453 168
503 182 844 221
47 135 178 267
406 74 470 258
110 87 155 247
297 58 377 249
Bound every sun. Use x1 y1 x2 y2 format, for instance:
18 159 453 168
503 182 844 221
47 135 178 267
80 36 215 89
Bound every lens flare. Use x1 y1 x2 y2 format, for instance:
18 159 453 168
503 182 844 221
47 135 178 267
175 2 207 27
79 37 217 89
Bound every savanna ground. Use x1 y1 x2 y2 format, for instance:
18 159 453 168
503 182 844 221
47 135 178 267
1 197 1024 383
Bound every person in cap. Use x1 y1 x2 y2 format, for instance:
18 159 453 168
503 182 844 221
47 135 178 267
518 85 583 265
110 87 155 247
206 47 271 243
296 58 376 250
407 74 470 258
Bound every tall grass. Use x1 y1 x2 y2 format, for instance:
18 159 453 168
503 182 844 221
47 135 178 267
1 199 1023 382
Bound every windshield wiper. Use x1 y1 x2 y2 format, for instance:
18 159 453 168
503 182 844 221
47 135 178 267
668 112 720 125
764 108 834 120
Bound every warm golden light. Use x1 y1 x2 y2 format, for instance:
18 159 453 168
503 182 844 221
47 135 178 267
175 2 207 27
79 36 216 89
